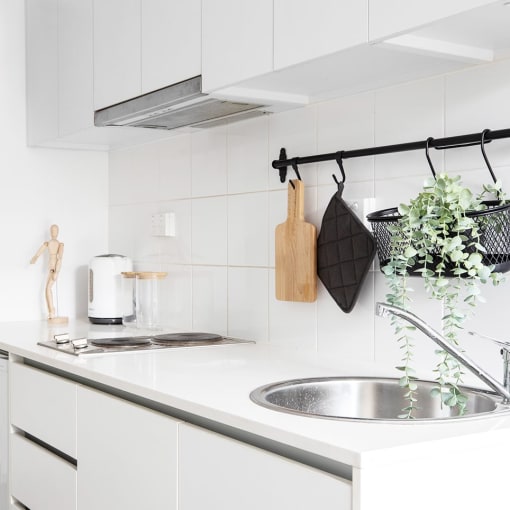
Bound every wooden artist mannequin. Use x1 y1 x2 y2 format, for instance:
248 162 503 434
30 224 68 323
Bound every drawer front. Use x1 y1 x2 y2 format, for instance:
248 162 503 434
78 386 179 510
10 362 76 458
179 424 352 510
11 434 76 510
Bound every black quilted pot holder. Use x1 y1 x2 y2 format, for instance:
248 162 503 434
317 182 376 313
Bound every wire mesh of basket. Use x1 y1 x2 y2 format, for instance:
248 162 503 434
367 200 510 275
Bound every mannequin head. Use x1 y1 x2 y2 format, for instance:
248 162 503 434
50 224 59 239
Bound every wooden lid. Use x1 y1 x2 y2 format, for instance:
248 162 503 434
121 271 139 278
135 271 168 280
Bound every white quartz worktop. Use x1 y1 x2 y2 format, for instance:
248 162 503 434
2 319 510 471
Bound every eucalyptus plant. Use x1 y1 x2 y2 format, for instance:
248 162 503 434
383 173 504 418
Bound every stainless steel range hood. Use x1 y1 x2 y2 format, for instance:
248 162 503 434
94 75 267 130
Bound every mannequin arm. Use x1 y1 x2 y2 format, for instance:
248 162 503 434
30 242 48 264
53 243 64 280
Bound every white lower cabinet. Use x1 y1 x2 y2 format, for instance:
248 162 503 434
10 434 76 510
77 386 179 510
9 362 353 510
9 362 78 510
10 362 77 458
178 423 352 510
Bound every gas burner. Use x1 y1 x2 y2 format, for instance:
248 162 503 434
90 336 152 347
152 332 222 343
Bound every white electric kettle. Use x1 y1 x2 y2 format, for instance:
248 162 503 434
88 254 132 324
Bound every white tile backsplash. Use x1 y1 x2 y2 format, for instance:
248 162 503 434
228 192 269 267
192 265 228 336
317 271 375 364
268 269 317 350
191 125 228 197
109 145 158 206
269 106 318 189
158 264 193 331
445 59 510 172
109 55 510 381
159 199 192 265
228 267 269 342
227 115 270 194
375 76 445 180
191 196 227 265
317 91 375 185
157 135 192 201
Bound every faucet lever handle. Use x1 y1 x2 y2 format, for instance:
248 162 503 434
468 331 510 350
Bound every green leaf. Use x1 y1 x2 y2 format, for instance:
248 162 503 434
430 387 442 397
404 246 418 258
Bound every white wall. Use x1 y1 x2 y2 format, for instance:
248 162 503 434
0 0 109 321
108 56 510 380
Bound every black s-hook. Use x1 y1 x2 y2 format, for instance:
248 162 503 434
333 151 346 186
290 159 302 189
480 129 497 184
425 137 437 179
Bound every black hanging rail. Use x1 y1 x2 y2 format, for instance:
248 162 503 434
272 127 510 183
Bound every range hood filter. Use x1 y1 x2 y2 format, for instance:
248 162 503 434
94 75 267 131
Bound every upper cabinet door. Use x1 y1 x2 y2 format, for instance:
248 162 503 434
201 0 273 92
26 0 59 145
369 0 496 41
274 0 368 70
93 0 141 110
59 0 94 136
141 0 201 93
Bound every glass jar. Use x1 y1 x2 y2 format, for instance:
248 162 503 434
135 272 167 330
121 272 138 327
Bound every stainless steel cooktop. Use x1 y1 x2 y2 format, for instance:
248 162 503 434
38 332 253 356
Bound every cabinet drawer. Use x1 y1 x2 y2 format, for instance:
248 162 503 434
11 434 76 510
179 424 352 510
10 363 76 458
77 386 179 510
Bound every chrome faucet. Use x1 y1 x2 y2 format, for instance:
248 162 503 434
376 302 510 404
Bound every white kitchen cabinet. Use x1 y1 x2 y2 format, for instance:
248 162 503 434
141 0 201 94
10 362 77 458
273 0 368 70
26 0 196 149
9 362 77 510
77 386 179 510
94 0 201 109
25 0 59 145
26 0 97 146
369 0 496 41
58 0 94 137
201 0 273 92
179 423 352 510
93 0 141 110
10 434 77 510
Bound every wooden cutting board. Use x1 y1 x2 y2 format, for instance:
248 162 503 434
275 180 317 302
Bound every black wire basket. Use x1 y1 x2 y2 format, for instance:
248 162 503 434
367 200 510 275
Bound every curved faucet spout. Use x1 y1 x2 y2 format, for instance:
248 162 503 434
376 302 510 404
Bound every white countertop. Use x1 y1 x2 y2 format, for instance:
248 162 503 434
2 319 510 470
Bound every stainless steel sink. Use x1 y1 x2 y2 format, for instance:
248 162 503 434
250 377 510 422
